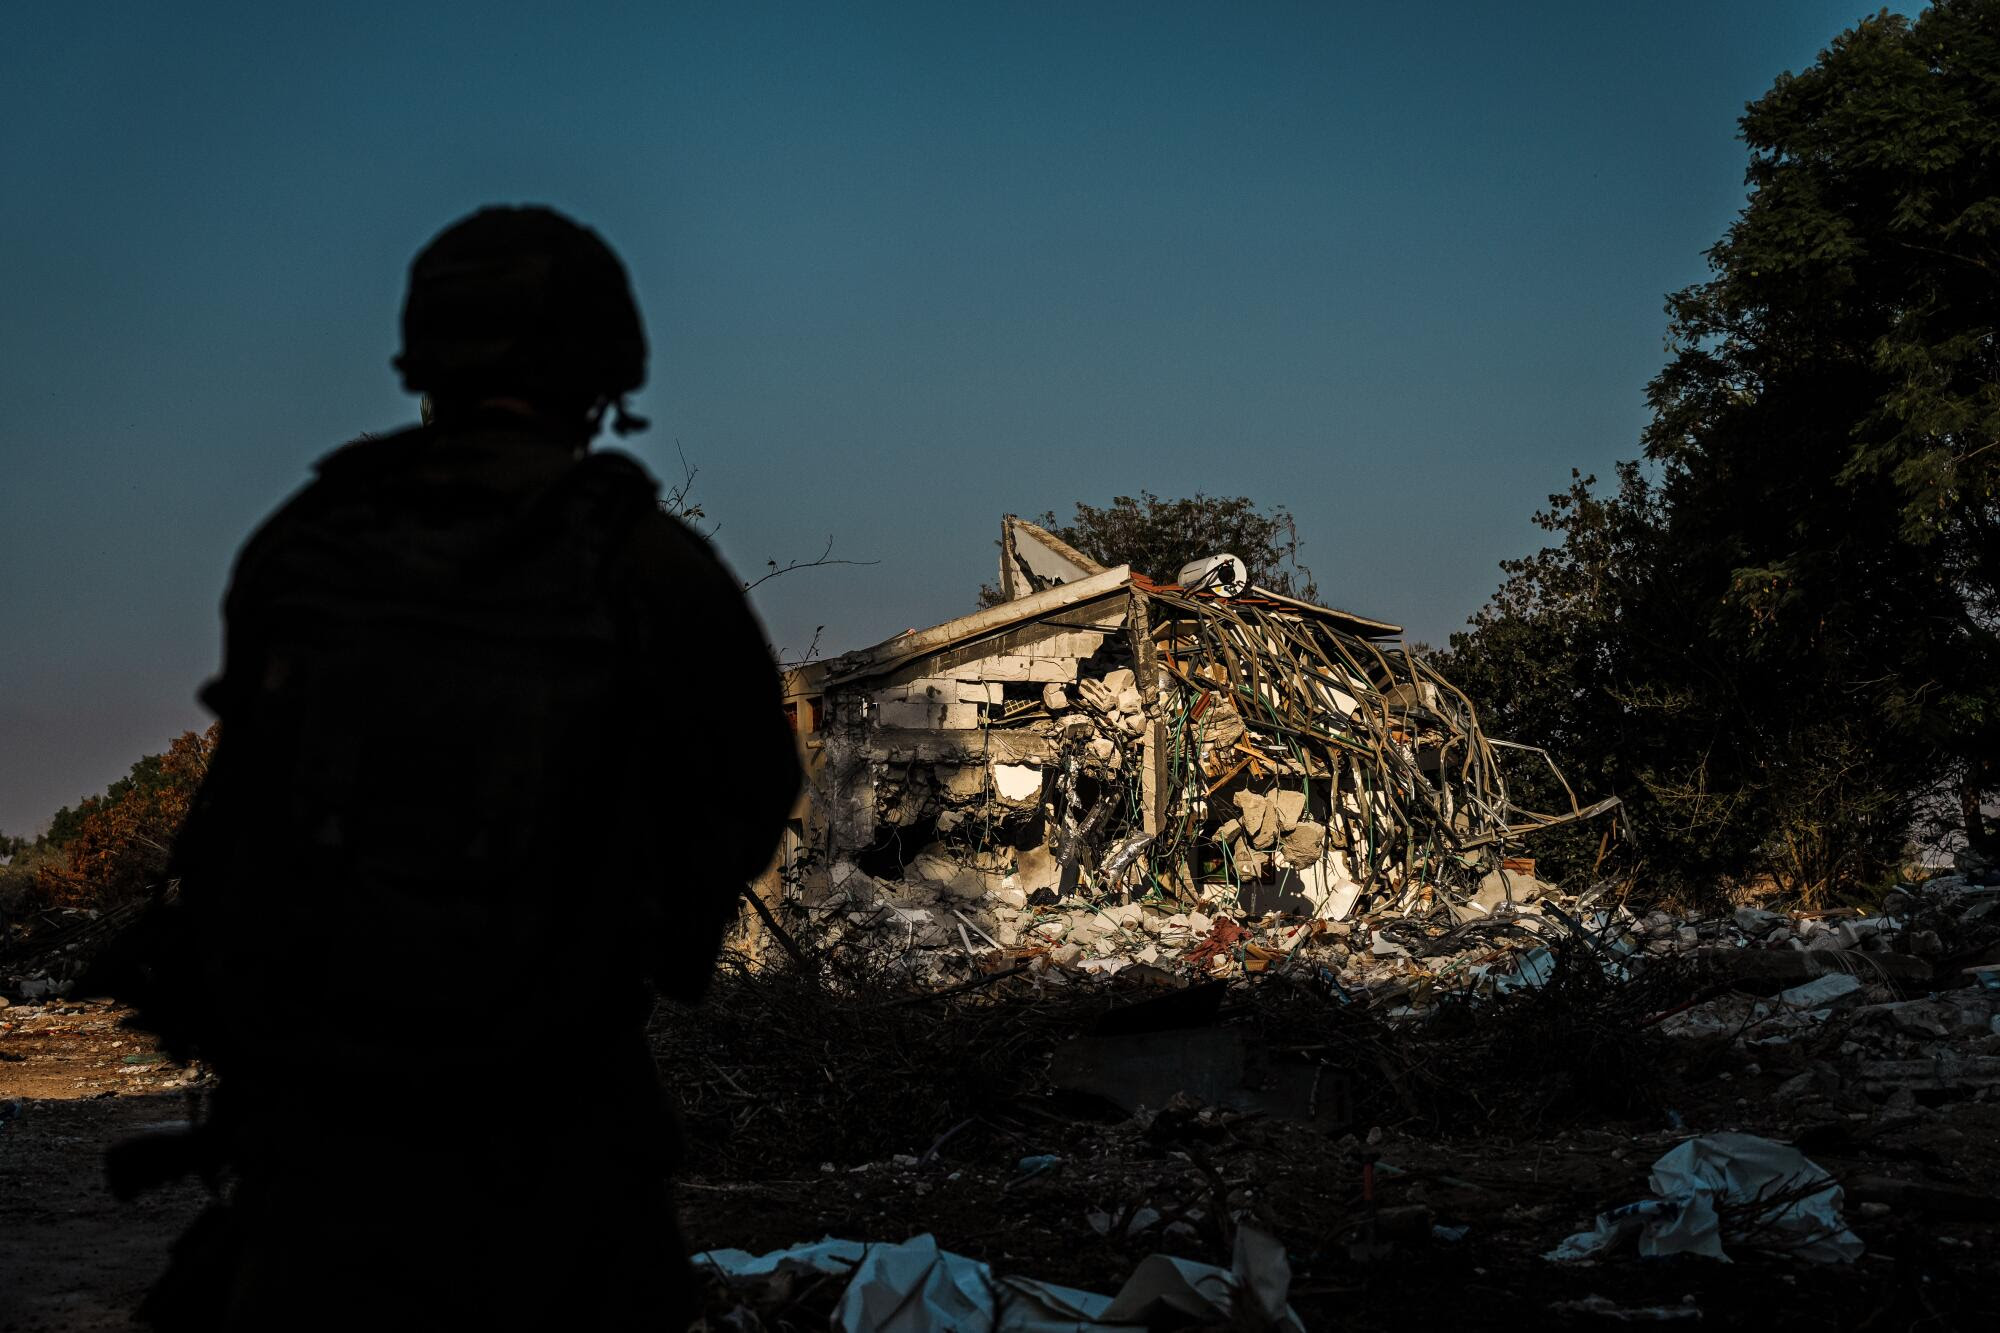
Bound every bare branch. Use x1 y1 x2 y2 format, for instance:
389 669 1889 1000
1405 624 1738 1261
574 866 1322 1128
744 536 878 592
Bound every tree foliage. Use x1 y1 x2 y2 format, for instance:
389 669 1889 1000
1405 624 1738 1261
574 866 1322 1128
1442 2 2000 902
985 491 1318 606
30 726 218 910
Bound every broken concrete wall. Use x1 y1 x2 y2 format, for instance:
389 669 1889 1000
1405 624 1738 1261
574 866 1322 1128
756 549 1613 982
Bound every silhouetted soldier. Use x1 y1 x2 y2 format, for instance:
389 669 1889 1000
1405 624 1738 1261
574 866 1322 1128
126 206 799 1330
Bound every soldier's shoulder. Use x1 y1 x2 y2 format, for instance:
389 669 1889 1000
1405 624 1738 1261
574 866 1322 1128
618 505 737 585
600 485 743 603
310 425 430 480
225 427 434 595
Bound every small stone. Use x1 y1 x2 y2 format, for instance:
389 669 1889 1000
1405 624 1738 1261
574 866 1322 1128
1065 912 1106 940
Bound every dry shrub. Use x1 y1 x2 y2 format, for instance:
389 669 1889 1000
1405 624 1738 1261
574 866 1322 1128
35 726 215 910
651 951 1112 1176
1411 940 1693 1132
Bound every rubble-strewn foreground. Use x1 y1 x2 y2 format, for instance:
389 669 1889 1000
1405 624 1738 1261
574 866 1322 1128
658 868 2000 1329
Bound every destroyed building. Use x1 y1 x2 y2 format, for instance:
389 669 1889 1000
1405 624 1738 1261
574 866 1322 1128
759 518 1615 970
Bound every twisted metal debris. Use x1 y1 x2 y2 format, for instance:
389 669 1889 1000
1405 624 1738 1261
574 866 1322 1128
769 519 1617 944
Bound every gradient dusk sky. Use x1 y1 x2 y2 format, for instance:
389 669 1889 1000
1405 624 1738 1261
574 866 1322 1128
1 2 1898 833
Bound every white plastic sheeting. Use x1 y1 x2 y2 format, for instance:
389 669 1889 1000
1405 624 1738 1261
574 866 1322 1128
695 1225 1305 1332
1546 1132 1863 1264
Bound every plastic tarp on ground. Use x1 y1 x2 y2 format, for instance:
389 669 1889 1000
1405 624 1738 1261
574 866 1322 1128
1546 1132 1863 1264
695 1226 1304 1332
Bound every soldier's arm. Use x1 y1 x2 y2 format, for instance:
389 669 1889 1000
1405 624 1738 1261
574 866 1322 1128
616 510 802 992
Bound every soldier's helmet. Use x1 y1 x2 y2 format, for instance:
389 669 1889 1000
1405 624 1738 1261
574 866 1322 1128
395 206 647 429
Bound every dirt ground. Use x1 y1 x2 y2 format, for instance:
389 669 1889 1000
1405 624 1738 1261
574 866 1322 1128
4 994 1997 1331
0 1001 206 1332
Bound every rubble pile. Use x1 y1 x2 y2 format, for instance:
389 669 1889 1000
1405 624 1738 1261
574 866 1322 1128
659 863 2000 1327
767 517 1617 987
785 861 1996 1044
0 899 148 1002
1653 874 2000 1110
754 522 2000 1062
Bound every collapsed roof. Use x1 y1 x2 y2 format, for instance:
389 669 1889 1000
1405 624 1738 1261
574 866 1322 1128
773 517 1614 933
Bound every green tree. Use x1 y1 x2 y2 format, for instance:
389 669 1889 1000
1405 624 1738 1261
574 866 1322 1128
1645 0 2000 874
1446 1 2000 901
984 492 1318 606
1436 465 1667 888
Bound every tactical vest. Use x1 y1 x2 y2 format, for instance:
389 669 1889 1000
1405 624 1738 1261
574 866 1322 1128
197 430 667 1041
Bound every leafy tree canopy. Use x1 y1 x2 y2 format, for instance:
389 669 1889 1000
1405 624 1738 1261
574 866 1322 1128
31 726 217 910
1442 1 2000 902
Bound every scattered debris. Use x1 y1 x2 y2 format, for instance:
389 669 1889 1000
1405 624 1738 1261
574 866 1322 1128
1548 1294 1703 1323
695 1224 1305 1332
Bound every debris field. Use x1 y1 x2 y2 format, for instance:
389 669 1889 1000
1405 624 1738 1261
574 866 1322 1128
5 524 1999 1329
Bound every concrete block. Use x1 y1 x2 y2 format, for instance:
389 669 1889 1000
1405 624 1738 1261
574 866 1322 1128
939 766 988 799
872 696 940 728
1777 972 1864 1011
960 654 1078 683
1024 631 1106 660
939 703 981 729
875 699 982 729
909 852 960 886
991 762 1042 802
943 874 988 901
1011 846 1060 893
1064 912 1109 941
875 678 956 703
873 699 931 728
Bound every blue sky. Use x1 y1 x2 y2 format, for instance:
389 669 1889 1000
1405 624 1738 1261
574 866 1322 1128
0 1 1896 833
